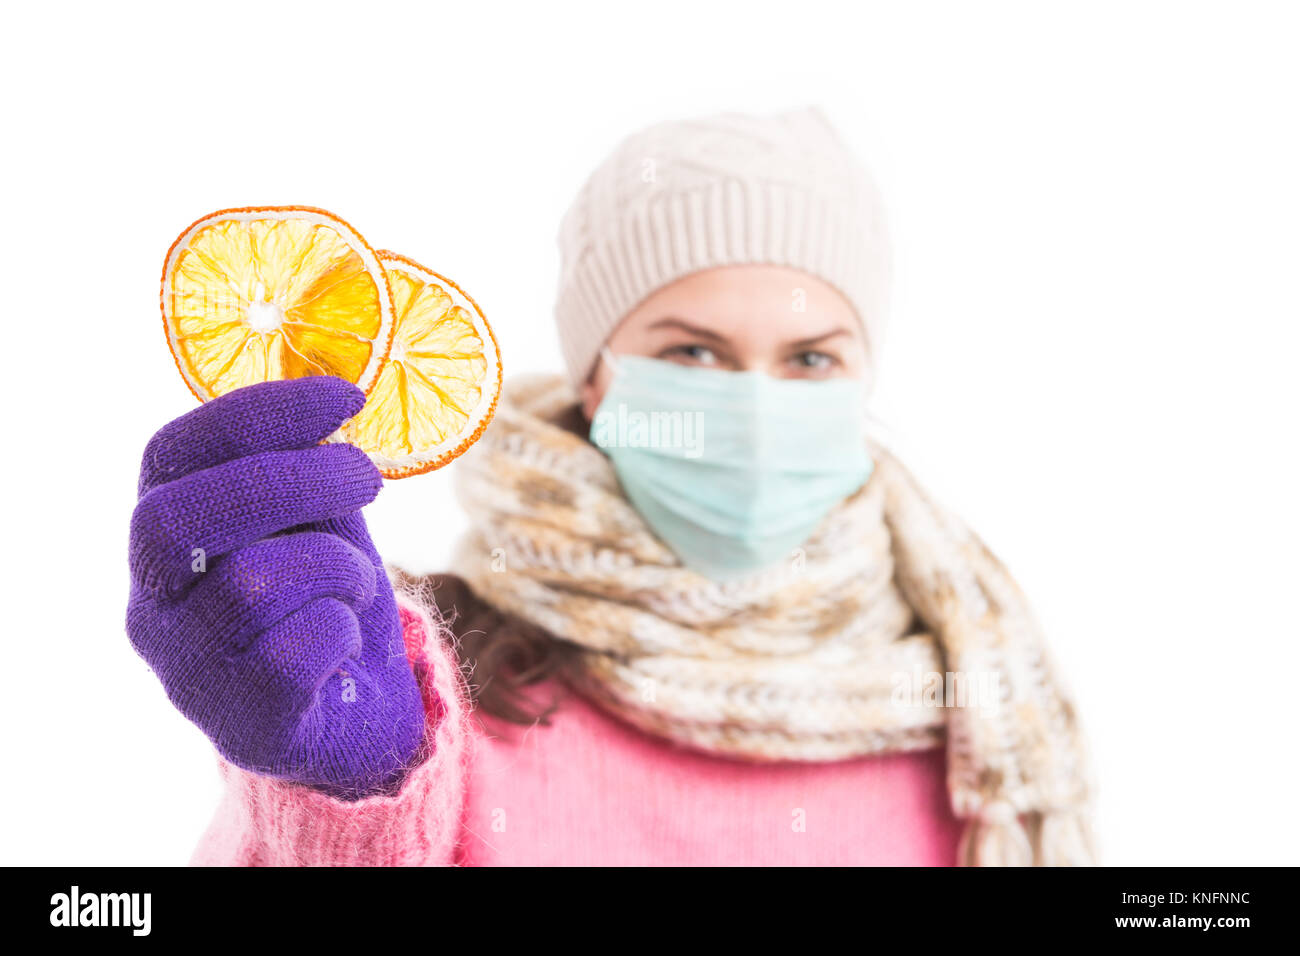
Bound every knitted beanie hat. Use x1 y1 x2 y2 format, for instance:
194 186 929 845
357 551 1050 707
554 107 892 386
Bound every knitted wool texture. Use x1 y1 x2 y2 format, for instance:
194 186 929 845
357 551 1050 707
554 108 891 386
126 379 427 799
450 375 1097 866
192 600 471 866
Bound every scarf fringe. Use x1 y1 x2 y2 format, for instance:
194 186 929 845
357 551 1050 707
959 803 1097 867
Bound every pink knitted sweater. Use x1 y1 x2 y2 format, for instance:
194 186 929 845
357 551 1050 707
191 600 962 866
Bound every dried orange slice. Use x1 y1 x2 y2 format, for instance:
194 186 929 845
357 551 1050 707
161 206 394 401
342 252 502 478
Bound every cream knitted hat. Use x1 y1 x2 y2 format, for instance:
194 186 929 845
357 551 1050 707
554 107 892 386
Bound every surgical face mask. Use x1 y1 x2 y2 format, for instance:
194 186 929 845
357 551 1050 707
589 351 873 580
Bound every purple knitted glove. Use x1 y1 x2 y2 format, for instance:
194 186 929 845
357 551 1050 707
126 377 426 800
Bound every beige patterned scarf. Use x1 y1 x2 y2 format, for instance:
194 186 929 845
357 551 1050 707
450 375 1096 865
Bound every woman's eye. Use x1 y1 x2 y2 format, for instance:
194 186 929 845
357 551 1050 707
662 344 719 365
790 351 837 372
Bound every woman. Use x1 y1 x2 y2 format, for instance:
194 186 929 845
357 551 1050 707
126 109 1094 866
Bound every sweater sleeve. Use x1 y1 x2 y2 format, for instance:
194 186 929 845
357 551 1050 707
190 592 471 867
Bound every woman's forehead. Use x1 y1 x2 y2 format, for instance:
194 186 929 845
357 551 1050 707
617 265 862 347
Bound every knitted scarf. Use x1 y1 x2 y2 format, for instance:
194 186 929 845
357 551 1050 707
450 375 1096 866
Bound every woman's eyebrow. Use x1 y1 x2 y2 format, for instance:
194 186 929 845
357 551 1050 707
785 327 854 349
646 317 732 343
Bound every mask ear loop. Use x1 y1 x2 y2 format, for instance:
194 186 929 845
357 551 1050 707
856 373 893 450
599 345 622 375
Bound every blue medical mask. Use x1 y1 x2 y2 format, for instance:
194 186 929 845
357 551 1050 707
589 352 873 580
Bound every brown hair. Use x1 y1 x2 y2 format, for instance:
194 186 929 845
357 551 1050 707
396 571 580 725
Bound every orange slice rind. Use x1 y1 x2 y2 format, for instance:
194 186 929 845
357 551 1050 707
342 252 502 478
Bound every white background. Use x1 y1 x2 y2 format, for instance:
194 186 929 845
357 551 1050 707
2 1 1296 865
